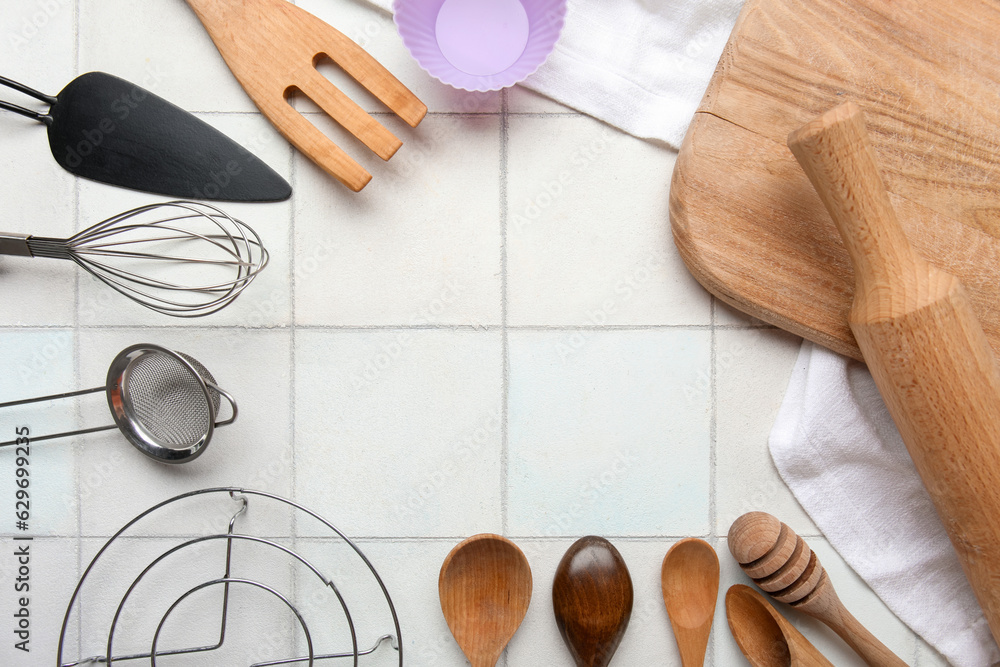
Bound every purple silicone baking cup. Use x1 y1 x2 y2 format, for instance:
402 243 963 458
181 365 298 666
394 0 567 92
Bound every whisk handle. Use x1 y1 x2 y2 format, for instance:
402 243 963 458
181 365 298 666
0 232 32 257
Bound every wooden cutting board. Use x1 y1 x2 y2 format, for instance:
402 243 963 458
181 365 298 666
670 0 1000 360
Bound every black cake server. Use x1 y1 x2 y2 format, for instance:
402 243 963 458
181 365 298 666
1 72 291 202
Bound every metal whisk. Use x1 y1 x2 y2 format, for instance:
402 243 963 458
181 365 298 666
0 200 269 317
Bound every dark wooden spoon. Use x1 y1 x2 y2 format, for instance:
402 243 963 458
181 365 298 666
552 536 633 667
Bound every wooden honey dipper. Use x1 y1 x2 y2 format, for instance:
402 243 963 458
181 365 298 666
728 512 906 667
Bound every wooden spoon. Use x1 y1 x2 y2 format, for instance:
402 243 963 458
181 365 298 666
661 538 720 666
552 536 633 667
726 584 833 667
728 512 906 667
439 534 532 667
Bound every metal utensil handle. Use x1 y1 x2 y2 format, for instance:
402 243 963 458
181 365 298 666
211 383 238 427
0 424 119 448
0 232 32 257
0 385 112 447
0 75 56 124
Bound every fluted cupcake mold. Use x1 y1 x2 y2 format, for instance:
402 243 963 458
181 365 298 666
394 0 566 92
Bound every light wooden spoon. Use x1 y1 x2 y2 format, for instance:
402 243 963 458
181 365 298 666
726 584 833 667
661 538 720 666
439 534 532 667
552 536 633 667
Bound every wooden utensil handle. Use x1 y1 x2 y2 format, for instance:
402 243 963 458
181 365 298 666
788 102 1000 644
810 600 906 667
787 103 924 289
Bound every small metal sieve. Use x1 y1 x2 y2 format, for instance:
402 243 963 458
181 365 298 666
0 344 236 463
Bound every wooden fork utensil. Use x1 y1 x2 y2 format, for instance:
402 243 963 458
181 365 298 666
185 0 427 192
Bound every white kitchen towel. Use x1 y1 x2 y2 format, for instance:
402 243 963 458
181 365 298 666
367 0 745 148
770 341 1000 667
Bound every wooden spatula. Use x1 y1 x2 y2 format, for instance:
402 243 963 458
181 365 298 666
185 0 427 192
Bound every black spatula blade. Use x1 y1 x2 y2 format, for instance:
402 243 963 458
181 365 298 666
47 72 291 202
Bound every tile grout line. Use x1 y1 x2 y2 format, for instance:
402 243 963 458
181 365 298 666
190 110 577 118
500 88 510 540
499 87 512 667
73 0 83 657
709 295 720 665
710 296 718 536
499 88 510 667
56 532 820 541
0 322 777 332
288 124 299 645
278 323 724 331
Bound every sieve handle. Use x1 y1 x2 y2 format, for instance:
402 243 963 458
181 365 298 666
0 385 104 409
0 385 113 447
210 384 239 428
0 423 118 448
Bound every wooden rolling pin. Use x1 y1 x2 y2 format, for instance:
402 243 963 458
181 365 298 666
787 102 1000 644
728 512 905 667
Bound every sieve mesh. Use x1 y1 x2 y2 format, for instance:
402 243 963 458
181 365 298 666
124 352 217 448
178 352 222 414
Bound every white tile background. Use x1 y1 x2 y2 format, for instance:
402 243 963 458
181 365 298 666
0 1 948 665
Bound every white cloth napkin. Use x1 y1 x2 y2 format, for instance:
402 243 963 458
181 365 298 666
368 0 745 148
770 341 1000 667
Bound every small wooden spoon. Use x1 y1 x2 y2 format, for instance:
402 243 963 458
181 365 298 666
439 534 532 667
726 584 833 667
552 536 633 667
661 538 720 666
728 512 906 667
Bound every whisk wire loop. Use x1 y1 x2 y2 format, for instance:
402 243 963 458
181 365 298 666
70 254 255 315
76 242 260 269
69 253 246 316
75 214 254 262
76 205 257 264
73 258 244 294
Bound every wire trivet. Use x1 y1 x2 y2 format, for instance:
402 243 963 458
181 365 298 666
57 487 402 666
